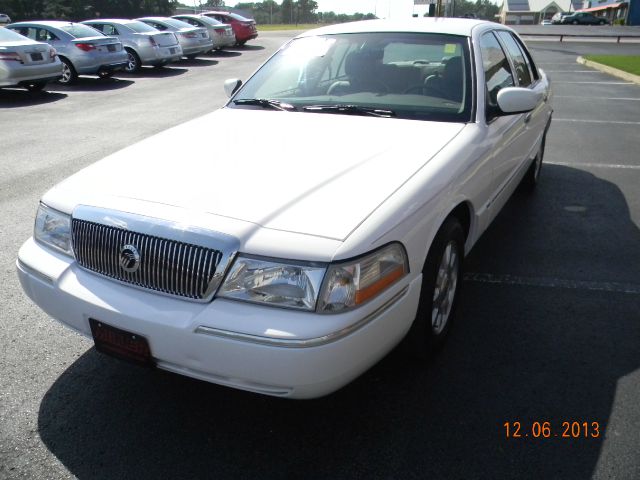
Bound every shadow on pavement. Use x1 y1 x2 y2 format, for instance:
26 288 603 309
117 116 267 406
37 165 640 479
118 66 188 78
49 77 134 92
227 44 265 51
0 89 67 108
209 50 242 58
179 58 219 67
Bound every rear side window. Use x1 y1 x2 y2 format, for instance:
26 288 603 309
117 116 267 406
480 31 514 116
102 24 120 36
496 31 532 87
59 24 105 38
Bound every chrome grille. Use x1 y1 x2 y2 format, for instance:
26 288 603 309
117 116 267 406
72 219 223 300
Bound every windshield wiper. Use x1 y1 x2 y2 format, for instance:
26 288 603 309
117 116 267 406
233 98 296 111
302 104 396 118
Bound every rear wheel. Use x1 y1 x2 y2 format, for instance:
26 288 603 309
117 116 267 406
572 20 579 24
408 217 465 358
125 48 141 73
186 54 198 60
25 82 46 92
59 58 77 85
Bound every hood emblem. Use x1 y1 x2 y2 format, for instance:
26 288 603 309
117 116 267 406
119 244 141 273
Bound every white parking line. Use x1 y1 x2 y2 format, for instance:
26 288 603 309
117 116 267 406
545 70 605 73
553 118 640 125
464 273 640 295
545 161 640 170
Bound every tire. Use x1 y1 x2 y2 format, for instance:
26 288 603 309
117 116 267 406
522 132 547 191
98 70 113 79
572 20 579 24
599 20 606 25
25 82 46 92
186 54 198 60
408 217 465 358
59 58 77 85
236 40 246 47
125 48 141 73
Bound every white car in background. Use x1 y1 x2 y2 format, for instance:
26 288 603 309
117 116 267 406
81 19 183 72
172 14 235 50
136 16 213 59
17 19 552 399
0 26 62 91
0 13 11 25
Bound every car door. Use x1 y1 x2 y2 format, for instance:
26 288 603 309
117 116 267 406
478 30 526 226
496 31 549 181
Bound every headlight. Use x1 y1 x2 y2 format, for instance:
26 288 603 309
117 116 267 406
318 243 408 313
34 203 72 256
217 256 326 311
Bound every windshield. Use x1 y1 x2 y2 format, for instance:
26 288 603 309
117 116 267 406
60 23 105 38
229 12 252 22
231 32 473 122
161 18 196 29
124 21 158 33
194 16 222 26
0 27 29 42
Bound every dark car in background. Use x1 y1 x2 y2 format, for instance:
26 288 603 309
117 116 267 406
556 11 609 25
201 11 257 46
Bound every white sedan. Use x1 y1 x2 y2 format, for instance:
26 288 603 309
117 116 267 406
17 19 552 399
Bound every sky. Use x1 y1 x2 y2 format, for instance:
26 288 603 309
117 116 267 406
314 0 430 17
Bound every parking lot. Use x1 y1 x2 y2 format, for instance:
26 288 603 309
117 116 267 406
1 31 639 479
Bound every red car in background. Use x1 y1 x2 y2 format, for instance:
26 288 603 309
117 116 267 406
201 11 257 46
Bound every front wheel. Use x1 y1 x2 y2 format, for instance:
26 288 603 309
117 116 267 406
408 217 465 358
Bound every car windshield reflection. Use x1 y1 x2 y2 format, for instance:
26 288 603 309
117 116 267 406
230 32 473 122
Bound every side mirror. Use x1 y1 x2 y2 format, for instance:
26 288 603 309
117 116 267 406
224 78 242 98
496 87 542 115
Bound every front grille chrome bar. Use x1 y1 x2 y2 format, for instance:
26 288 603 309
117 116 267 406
71 206 239 302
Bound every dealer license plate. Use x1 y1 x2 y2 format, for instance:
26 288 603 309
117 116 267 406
89 319 154 367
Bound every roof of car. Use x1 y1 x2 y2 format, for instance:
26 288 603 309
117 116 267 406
8 20 77 27
83 19 143 24
297 18 494 38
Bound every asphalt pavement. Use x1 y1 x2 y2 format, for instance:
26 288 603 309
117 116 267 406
1 32 639 479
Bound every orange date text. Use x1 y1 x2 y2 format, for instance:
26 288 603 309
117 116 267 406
503 421 601 439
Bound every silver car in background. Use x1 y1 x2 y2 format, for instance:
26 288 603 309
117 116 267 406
7 21 127 84
0 26 61 91
172 14 235 50
136 17 213 59
81 19 182 72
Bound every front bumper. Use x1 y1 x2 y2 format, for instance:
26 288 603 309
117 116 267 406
17 237 422 398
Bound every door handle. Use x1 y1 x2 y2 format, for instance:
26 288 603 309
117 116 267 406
524 112 532 123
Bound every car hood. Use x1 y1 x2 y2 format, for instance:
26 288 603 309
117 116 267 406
48 108 465 241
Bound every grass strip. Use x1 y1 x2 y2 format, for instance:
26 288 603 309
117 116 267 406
583 55 640 76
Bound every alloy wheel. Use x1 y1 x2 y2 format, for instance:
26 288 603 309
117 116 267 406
431 241 459 334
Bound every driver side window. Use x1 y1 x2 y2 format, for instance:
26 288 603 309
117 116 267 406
480 32 515 120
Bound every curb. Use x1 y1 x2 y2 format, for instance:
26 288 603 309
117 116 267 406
576 56 640 84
